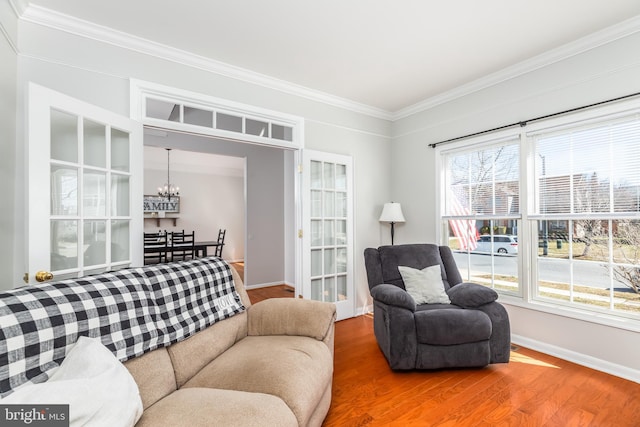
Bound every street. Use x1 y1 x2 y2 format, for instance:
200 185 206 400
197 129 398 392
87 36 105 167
452 252 626 290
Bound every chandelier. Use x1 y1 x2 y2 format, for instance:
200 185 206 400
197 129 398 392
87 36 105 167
158 148 179 199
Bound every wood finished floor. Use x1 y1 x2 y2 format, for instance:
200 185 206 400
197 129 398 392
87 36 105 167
245 285 640 426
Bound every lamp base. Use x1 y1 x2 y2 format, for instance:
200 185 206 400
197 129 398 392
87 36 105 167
390 222 396 245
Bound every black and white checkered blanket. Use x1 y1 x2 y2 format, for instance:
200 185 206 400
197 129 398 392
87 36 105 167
0 257 245 397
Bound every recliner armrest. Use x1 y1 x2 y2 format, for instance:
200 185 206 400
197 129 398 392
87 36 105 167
247 298 336 341
370 284 416 312
447 282 498 308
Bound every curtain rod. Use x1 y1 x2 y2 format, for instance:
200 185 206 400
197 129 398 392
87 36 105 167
428 90 640 148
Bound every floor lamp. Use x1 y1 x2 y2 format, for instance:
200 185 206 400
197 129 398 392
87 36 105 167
379 202 405 245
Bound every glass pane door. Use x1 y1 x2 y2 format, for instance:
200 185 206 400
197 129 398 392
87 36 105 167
303 150 354 320
28 83 142 283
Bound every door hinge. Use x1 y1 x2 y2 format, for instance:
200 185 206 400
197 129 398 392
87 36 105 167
298 164 303 173
298 229 303 238
23 273 28 284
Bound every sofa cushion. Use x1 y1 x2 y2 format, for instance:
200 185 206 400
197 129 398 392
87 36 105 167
398 265 451 304
137 387 297 427
5 336 143 427
378 244 448 289
167 311 248 388
447 282 498 308
124 347 176 410
247 298 335 340
182 335 333 426
371 284 417 311
415 309 492 345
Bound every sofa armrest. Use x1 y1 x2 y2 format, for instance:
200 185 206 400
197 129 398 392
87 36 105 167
370 284 416 312
447 282 498 308
247 298 336 341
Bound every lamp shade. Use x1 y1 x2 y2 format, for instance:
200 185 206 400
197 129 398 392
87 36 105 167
379 202 405 223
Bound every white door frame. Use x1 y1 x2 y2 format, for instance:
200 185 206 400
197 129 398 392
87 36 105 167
130 79 306 296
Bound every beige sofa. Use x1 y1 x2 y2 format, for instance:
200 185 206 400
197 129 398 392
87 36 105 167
0 258 335 426
124 266 337 427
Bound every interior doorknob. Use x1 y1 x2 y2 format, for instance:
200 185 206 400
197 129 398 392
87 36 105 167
35 271 54 282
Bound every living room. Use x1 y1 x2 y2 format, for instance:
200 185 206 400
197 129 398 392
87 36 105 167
2 1 640 425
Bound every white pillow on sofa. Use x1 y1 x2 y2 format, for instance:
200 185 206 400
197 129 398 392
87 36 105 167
2 336 143 427
398 265 451 304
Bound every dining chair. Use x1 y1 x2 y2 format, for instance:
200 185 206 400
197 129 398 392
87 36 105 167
171 230 195 261
215 229 226 258
144 231 167 265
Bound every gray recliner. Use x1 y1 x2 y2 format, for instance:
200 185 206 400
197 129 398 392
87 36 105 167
364 244 510 370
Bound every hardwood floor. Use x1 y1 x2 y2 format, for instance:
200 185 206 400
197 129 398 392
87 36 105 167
246 284 295 303
232 262 295 303
325 316 640 426
245 286 640 426
229 262 244 281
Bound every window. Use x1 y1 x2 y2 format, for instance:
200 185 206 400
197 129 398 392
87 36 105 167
529 113 640 316
143 97 295 144
441 137 521 295
438 100 640 322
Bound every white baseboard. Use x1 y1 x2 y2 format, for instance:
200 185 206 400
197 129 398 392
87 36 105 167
244 281 291 290
356 304 373 316
512 334 640 384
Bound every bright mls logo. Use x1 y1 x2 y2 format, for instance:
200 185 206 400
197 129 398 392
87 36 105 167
1 405 69 427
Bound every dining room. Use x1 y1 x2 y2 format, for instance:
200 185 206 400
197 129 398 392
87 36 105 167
143 144 244 259
142 130 294 289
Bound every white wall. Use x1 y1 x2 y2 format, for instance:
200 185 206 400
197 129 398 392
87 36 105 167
392 32 640 380
1 3 17 290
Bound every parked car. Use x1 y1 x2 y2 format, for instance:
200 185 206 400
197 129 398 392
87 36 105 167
474 235 518 254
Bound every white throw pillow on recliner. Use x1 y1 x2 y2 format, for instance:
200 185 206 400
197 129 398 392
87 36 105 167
398 265 451 304
2 336 143 427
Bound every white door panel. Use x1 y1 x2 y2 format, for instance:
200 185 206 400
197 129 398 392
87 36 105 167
302 150 354 320
27 83 142 284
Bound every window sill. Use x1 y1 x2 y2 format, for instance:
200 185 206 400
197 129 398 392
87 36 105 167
497 294 640 334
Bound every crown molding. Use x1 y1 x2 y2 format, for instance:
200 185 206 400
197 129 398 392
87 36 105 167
15 4 640 122
0 20 17 54
1 1 21 53
8 0 27 17
18 4 394 121
393 14 640 121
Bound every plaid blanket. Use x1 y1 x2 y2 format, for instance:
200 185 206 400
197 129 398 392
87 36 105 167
0 257 245 397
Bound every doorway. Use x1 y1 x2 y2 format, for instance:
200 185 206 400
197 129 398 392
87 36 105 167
131 79 354 319
144 128 292 288
143 143 245 260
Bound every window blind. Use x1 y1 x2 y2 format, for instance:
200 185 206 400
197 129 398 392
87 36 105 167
444 139 520 218
531 113 640 217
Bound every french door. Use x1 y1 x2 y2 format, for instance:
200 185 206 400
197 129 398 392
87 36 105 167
302 150 355 320
26 83 142 284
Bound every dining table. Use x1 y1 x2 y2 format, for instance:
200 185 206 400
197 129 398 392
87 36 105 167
143 241 223 260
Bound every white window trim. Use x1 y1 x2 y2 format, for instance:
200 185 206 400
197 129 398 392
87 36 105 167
130 79 305 150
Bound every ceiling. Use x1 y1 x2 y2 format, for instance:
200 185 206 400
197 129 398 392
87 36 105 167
144 144 245 177
18 0 640 114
